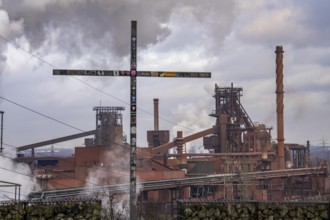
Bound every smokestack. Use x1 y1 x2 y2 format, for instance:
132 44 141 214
0 111 4 152
153 98 159 131
275 46 285 170
306 140 311 167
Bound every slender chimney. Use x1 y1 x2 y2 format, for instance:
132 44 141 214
275 46 285 169
306 140 311 167
0 111 4 152
153 98 159 131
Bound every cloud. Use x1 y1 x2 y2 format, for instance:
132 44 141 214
237 3 307 46
0 0 237 68
0 0 329 151
235 0 330 48
0 9 24 39
1 0 175 58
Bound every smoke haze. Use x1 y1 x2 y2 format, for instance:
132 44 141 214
0 148 37 200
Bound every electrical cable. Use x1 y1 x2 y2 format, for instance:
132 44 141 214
1 144 108 190
0 192 24 201
0 149 149 200
0 32 202 170
0 151 100 190
0 96 154 160
0 96 136 154
0 32 202 197
0 95 177 170
0 96 165 160
0 96 84 132
0 33 193 131
0 35 57 69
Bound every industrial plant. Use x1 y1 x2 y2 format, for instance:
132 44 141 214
5 46 328 217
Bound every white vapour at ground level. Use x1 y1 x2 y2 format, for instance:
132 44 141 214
0 148 38 201
83 147 146 218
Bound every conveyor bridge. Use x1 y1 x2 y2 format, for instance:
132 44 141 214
29 167 328 200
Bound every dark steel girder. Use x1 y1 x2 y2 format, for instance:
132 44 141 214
17 130 96 151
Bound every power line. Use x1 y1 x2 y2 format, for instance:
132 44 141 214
0 96 85 132
3 142 150 179
0 31 200 194
0 145 152 199
0 95 177 190
0 35 57 69
0 152 98 190
0 98 153 159
1 144 99 189
2 142 139 182
0 190 25 201
0 33 193 131
0 87 184 162
0 161 34 179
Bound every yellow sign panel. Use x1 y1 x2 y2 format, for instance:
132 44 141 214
164 72 176 77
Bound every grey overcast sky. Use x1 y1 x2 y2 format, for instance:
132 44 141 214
1 0 330 152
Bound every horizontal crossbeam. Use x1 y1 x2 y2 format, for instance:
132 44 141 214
54 69 211 78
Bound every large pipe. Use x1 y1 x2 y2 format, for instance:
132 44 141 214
0 111 3 152
275 46 285 169
153 98 159 131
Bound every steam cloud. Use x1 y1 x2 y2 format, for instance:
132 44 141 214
0 149 37 201
0 0 236 65
0 6 24 81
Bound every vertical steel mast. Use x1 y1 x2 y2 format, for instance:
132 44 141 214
130 20 138 219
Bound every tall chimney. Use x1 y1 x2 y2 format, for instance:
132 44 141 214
0 111 4 152
153 98 159 131
275 46 285 169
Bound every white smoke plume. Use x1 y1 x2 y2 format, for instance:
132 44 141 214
171 93 214 153
0 0 236 65
0 148 38 201
1 0 174 61
84 147 146 218
85 147 129 186
0 4 24 86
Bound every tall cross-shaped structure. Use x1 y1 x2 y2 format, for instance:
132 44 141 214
53 20 211 219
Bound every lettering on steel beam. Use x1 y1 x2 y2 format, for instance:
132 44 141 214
120 71 130 76
138 72 151 76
